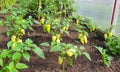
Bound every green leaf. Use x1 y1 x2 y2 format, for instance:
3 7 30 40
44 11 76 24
10 68 19 72
80 46 85 50
32 46 45 59
0 50 9 59
40 42 50 46
15 63 28 69
7 61 14 70
12 52 21 61
7 31 13 37
50 45 62 52
0 58 3 66
33 20 40 25
67 44 74 48
82 52 91 61
7 41 13 48
25 38 33 44
0 20 3 26
22 24 28 29
23 52 30 62
95 46 103 54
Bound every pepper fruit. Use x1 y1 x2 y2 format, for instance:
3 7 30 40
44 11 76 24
78 33 82 39
52 36 56 41
90 25 95 32
66 48 76 57
83 35 87 44
62 26 66 31
80 37 84 44
46 25 51 33
76 19 79 24
104 34 108 40
108 32 112 37
11 35 16 42
58 56 63 65
40 18 45 25
56 34 61 40
56 39 60 44
20 28 25 35
43 24 51 33
17 39 22 43
65 26 69 31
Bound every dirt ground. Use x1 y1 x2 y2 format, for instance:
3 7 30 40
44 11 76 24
0 25 120 72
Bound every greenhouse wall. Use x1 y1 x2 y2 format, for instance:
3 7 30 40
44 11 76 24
74 0 115 30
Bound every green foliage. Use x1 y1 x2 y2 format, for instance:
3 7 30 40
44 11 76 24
32 45 45 59
40 42 50 47
0 0 16 9
23 52 30 62
0 58 3 66
15 63 28 69
50 42 91 67
50 45 62 52
95 46 112 67
0 38 45 72
105 36 120 55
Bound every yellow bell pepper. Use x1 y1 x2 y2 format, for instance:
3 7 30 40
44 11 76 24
11 35 16 42
56 39 60 44
52 36 56 41
83 35 87 44
56 34 61 40
58 56 63 65
40 18 45 25
104 34 108 40
66 48 76 57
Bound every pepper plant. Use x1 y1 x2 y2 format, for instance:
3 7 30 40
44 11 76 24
95 46 112 67
0 0 16 9
0 38 45 72
41 42 91 72
73 16 96 44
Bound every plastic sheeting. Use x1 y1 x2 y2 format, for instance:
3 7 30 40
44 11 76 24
116 3 120 36
74 0 114 30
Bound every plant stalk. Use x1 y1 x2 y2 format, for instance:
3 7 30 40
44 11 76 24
62 60 65 72
38 0 42 21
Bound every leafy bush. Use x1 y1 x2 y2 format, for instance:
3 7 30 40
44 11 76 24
105 36 120 55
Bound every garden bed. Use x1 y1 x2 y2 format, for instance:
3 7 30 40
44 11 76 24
0 25 120 72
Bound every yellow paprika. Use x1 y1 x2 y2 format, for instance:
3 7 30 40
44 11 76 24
83 35 87 44
11 35 16 42
66 48 76 57
104 34 108 40
56 34 61 40
40 18 45 25
108 32 112 37
20 28 25 35
52 36 56 41
78 33 82 39
58 56 63 65
56 39 60 44
80 37 84 44
46 24 51 33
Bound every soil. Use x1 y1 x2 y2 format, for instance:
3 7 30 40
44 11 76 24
0 25 120 72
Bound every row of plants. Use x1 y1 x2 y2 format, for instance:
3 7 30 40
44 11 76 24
0 0 120 72
0 1 45 72
95 26 120 67
0 0 92 72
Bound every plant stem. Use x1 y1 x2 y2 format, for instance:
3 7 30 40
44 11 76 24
38 0 42 21
62 60 65 72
